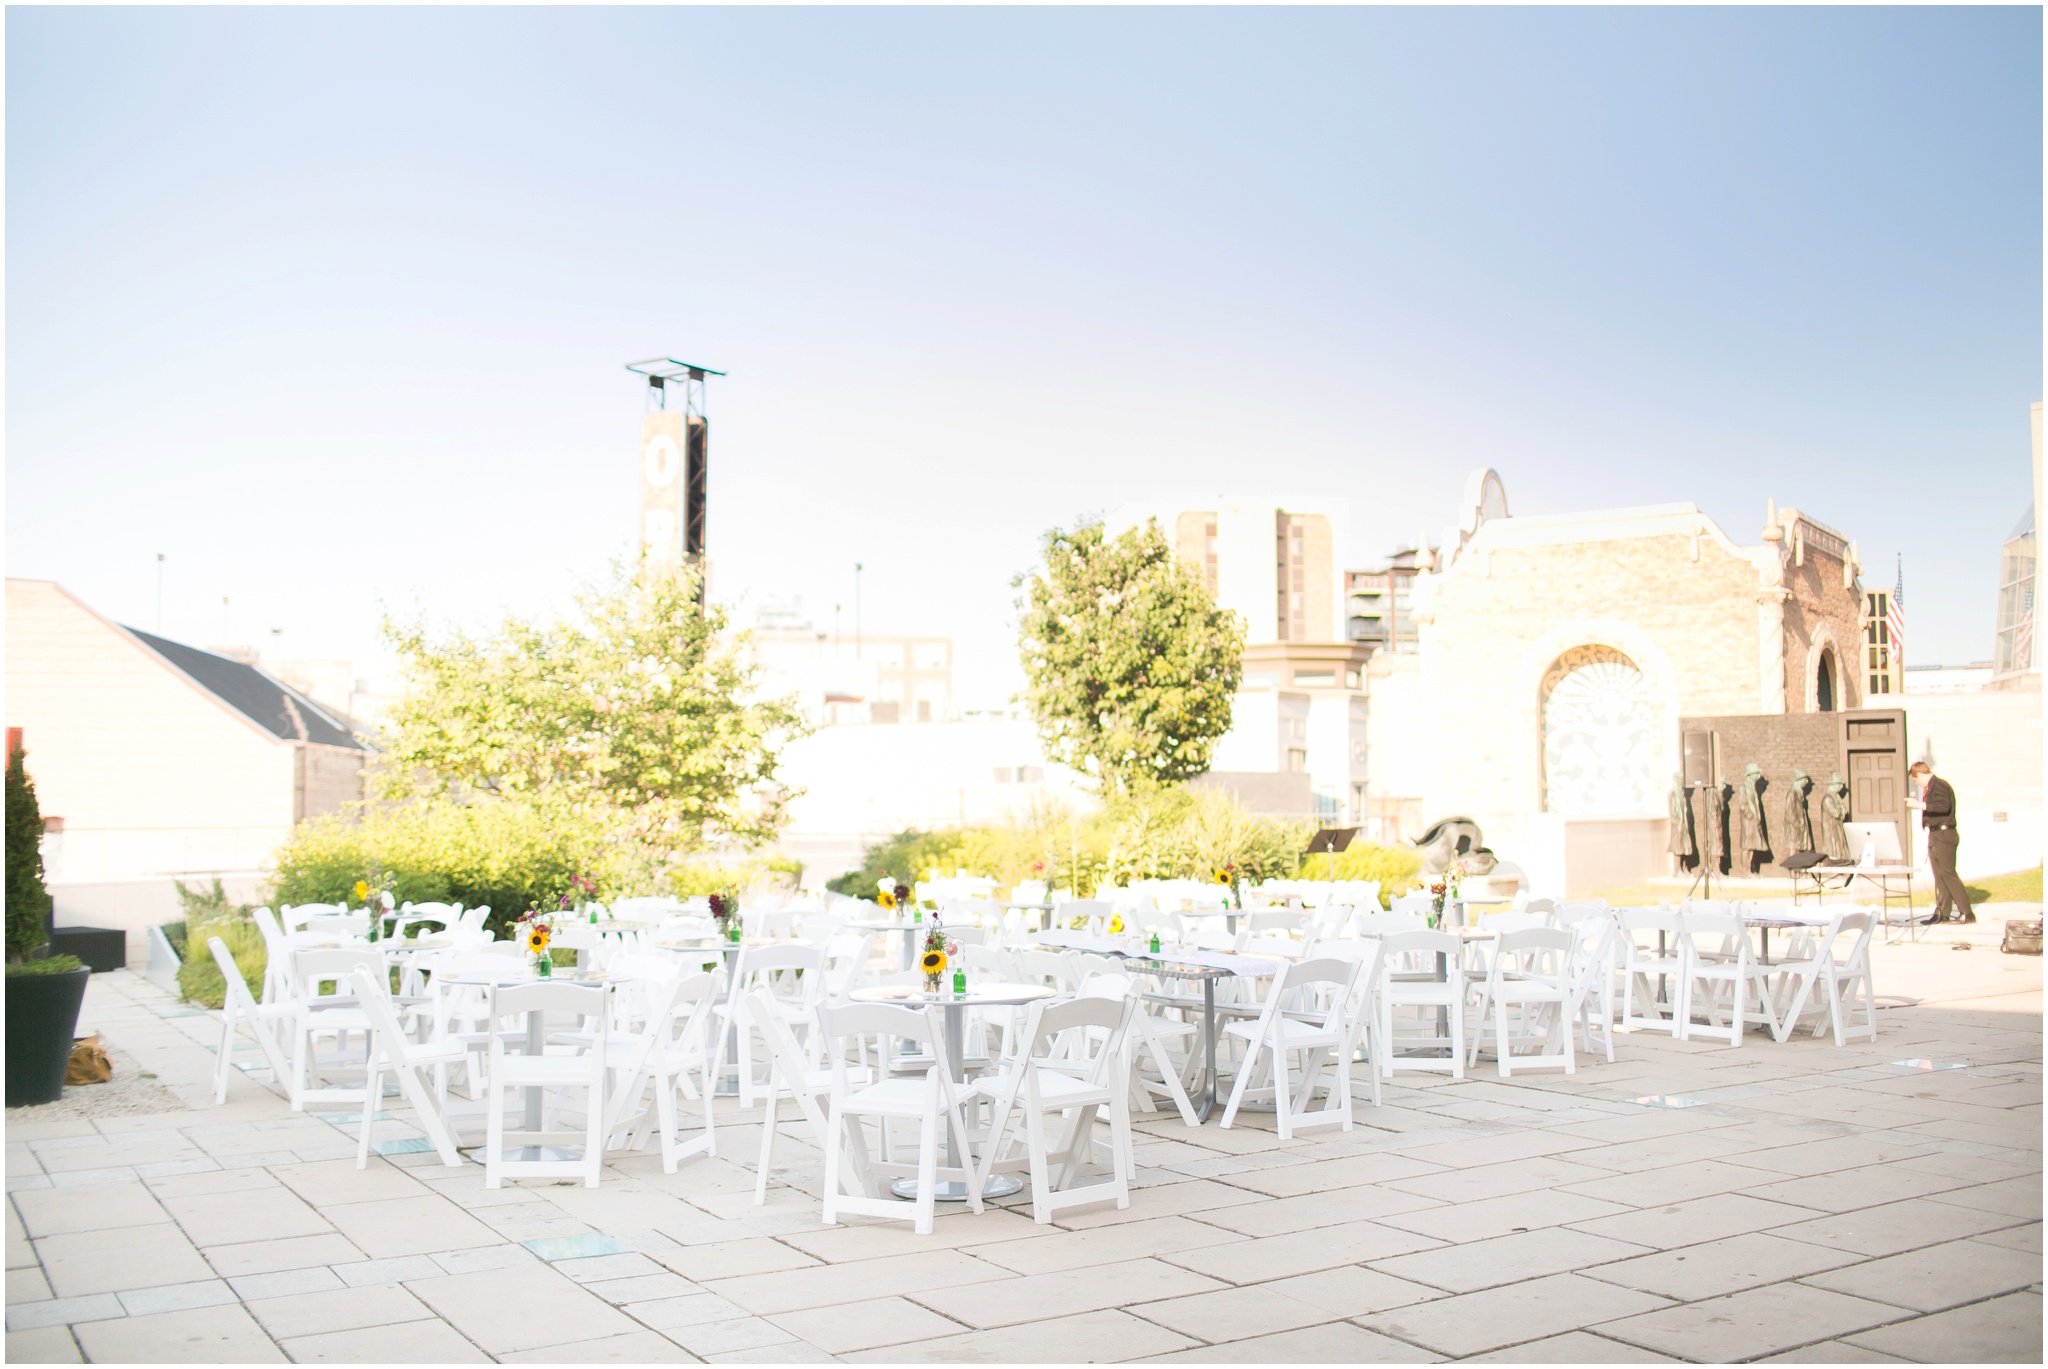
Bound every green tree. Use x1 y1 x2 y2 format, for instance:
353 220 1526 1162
378 561 809 855
1015 518 1246 795
6 745 53 961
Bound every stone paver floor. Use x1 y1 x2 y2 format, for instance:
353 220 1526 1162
7 916 2041 1363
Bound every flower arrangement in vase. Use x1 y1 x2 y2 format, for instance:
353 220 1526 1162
919 914 959 994
1425 861 1467 928
707 890 741 942
353 873 394 942
515 909 555 976
1213 862 1243 911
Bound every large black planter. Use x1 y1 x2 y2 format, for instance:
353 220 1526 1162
6 966 90 1107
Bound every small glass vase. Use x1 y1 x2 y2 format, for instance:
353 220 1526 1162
924 972 942 994
535 951 553 979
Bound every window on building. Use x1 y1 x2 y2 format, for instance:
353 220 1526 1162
1865 591 1895 695
1540 644 1655 814
1275 512 1308 641
1816 650 1836 712
1287 748 1308 773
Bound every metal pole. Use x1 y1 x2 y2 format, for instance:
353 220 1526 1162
155 554 165 632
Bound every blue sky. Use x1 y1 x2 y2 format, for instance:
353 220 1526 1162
8 6 2040 701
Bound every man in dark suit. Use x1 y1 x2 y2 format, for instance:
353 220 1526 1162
1910 761 1974 924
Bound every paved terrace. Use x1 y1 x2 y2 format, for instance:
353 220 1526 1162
6 923 2041 1365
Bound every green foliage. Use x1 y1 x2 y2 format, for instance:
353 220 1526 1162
1315 839 1424 906
1015 519 1246 795
667 856 804 899
831 787 1327 900
377 560 809 856
175 878 254 925
6 745 54 961
825 830 971 899
178 915 265 1009
5 954 83 977
271 794 647 936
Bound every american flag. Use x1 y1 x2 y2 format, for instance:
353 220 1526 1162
1887 557 1905 673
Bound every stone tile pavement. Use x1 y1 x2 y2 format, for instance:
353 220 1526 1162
6 922 2040 1362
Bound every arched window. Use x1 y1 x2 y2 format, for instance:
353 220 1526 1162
1541 645 1655 815
1816 650 1836 713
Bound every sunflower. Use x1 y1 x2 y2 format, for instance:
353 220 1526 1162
525 926 551 954
920 949 947 975
1108 914 1125 934
877 889 897 911
1213 869 1231 886
354 880 371 902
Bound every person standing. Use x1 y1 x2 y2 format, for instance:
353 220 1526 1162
1910 761 1973 924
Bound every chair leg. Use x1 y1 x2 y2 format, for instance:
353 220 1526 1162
584 1073 605 1188
1218 1026 1263 1129
215 1014 236 1105
654 1066 680 1173
1493 995 1512 1078
821 1106 844 1225
357 1061 380 1169
1024 1096 1052 1224
485 1070 505 1189
913 1106 939 1237
754 1103 776 1204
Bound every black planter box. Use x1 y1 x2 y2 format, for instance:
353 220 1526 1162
51 926 126 973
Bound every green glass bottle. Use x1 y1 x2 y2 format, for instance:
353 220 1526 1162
536 950 553 979
952 967 966 996
1149 931 1161 955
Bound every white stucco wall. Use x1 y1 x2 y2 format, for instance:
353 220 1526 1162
1902 683 2044 878
7 580 297 901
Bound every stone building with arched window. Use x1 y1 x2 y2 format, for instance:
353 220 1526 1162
1366 474 1866 893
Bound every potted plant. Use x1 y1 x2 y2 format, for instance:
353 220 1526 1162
6 744 88 1107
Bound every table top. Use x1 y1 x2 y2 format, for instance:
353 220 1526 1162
438 967 613 989
849 981 1058 1009
657 937 763 953
845 919 936 933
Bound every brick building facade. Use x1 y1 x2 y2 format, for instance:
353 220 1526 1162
1387 488 1866 889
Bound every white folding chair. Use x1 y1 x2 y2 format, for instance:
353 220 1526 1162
208 936 293 1103
744 987 838 1204
288 948 386 1111
350 966 467 1169
1377 930 1466 1079
1677 911 1779 1047
1618 906 1685 1035
1772 910 1878 1045
604 971 720 1172
1221 956 1362 1137
485 980 610 1188
720 944 827 1107
975 994 1136 1223
1468 928 1575 1076
1568 914 1620 1063
251 907 293 1004
817 1000 982 1236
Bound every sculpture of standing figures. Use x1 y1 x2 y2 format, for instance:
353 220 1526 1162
1707 780 1734 873
1819 771 1852 861
1668 773 1697 870
1740 763 1771 872
1785 769 1816 853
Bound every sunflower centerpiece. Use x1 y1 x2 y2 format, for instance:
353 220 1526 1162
875 875 915 922
919 914 960 994
516 909 555 977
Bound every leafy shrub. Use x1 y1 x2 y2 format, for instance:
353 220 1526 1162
1321 841 1425 906
6 954 83 977
178 915 265 1009
827 787 1340 899
6 745 53 961
272 795 630 937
